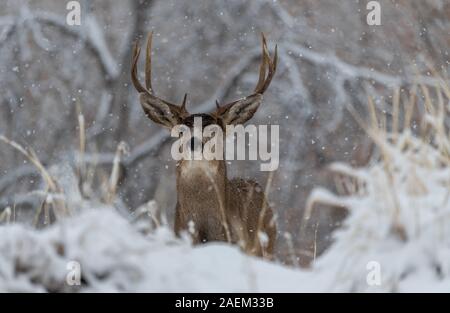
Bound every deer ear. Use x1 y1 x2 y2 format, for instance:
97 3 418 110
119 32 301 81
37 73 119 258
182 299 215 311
139 93 184 128
216 94 262 126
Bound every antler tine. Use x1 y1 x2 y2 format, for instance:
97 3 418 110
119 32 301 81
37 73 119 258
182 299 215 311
253 33 277 95
145 32 153 93
131 40 147 93
181 93 188 111
261 43 277 93
254 33 268 93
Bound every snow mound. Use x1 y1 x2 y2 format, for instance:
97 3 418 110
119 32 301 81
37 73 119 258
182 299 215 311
0 208 313 292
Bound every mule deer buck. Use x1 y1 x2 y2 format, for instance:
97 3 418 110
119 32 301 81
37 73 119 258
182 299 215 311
131 32 277 258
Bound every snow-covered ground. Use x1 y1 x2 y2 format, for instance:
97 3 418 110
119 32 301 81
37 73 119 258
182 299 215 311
0 208 315 292
2 134 450 292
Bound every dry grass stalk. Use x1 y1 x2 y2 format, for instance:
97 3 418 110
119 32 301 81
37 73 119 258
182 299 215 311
305 71 450 233
0 134 68 221
105 141 129 204
76 102 86 183
203 168 232 243
256 170 275 258
0 206 11 224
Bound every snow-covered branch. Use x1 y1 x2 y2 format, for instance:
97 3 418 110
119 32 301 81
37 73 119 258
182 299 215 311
9 9 121 78
285 43 439 87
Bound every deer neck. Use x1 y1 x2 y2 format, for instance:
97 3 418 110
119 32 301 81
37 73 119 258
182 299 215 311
176 160 228 212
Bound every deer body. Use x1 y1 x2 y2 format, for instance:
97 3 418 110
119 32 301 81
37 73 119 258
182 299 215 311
131 33 278 258
175 159 276 257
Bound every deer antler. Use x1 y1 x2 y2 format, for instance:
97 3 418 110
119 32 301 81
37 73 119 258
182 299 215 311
131 32 189 119
215 33 277 117
254 32 278 95
132 32 276 128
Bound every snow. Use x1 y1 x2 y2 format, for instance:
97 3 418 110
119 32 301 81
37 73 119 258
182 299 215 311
0 208 314 292
304 111 450 292
1 165 449 293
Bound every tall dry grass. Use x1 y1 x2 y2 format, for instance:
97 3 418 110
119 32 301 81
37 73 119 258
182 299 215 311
0 107 129 227
302 71 450 290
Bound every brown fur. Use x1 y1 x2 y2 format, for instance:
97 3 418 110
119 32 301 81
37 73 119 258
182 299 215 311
174 159 276 258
